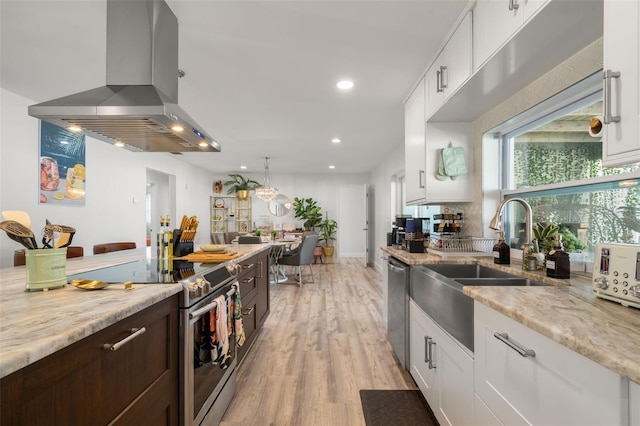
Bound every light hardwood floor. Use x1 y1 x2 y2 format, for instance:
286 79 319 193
220 258 417 426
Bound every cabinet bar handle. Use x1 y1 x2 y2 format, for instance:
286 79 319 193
603 69 621 124
424 336 431 363
494 332 535 357
427 339 436 369
243 306 255 316
242 276 255 284
439 66 448 90
419 170 425 189
242 263 255 270
436 70 444 93
257 261 263 278
103 327 146 351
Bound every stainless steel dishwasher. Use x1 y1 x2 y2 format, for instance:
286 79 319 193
387 256 410 370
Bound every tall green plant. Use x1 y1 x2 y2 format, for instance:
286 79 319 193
319 213 338 247
293 197 322 230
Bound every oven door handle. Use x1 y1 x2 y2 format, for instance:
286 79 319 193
188 285 238 320
190 299 223 320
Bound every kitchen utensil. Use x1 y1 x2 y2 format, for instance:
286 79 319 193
1 210 31 229
0 220 38 249
180 215 189 231
70 279 108 290
55 232 71 248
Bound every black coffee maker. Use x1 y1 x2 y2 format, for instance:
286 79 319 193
388 215 411 247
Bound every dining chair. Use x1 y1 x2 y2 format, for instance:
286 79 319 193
278 234 319 286
238 236 261 244
93 242 137 254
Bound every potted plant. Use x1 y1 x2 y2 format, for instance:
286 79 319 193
223 174 261 200
292 197 323 231
319 213 338 257
270 229 277 241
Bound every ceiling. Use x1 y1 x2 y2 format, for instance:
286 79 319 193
1 0 470 175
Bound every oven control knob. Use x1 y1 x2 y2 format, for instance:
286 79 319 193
202 280 211 294
593 277 609 290
629 285 640 298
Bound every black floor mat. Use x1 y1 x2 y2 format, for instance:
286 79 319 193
359 389 439 426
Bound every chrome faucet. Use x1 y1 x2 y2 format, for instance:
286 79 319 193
489 197 534 261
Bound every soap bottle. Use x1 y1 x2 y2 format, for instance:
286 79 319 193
546 234 570 279
493 232 510 265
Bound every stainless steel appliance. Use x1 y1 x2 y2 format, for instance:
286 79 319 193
387 257 410 370
67 258 241 425
181 267 239 425
592 243 640 308
28 0 219 153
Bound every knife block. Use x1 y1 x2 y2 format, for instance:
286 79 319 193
173 229 194 257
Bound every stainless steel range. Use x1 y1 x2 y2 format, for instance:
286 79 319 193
67 258 241 425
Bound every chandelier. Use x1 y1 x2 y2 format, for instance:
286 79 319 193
255 156 279 202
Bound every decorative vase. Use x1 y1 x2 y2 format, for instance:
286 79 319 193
322 246 334 257
236 190 249 200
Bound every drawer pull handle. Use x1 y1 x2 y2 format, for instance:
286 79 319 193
103 327 146 351
243 307 255 315
242 277 255 284
494 332 535 358
242 263 255 270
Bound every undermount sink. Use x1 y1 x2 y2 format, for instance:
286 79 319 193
454 277 549 287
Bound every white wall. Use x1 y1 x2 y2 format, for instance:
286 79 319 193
371 146 405 271
0 88 389 267
0 89 221 267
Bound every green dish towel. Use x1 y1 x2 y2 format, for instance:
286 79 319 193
436 142 467 181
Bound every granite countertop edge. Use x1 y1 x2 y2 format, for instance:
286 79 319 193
380 246 640 385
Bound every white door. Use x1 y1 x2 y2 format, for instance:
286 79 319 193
337 184 368 264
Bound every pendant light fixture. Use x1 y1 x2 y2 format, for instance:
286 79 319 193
255 156 279 202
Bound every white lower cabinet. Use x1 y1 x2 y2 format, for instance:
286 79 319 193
409 300 474 426
474 393 503 426
631 381 640 426
474 301 628 425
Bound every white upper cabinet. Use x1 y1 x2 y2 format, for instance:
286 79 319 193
425 12 473 120
602 0 640 167
474 0 549 70
405 77 427 204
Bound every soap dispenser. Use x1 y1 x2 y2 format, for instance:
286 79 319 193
546 234 570 279
493 231 510 265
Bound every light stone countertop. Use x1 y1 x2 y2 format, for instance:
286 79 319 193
381 246 640 385
0 244 269 379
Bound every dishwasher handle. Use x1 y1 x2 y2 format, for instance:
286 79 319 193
388 262 406 273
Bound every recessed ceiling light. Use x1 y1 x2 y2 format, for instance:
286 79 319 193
329 165 336 169
331 138 341 143
171 125 184 132
240 165 247 170
114 141 125 147
68 126 82 132
336 80 354 90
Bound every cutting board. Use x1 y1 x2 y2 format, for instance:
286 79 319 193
178 250 240 263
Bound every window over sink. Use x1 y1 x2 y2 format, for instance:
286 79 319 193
490 72 639 270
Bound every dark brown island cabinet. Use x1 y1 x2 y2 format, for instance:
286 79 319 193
0 294 180 426
236 249 270 364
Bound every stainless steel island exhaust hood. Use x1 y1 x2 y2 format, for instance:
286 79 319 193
29 0 220 153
